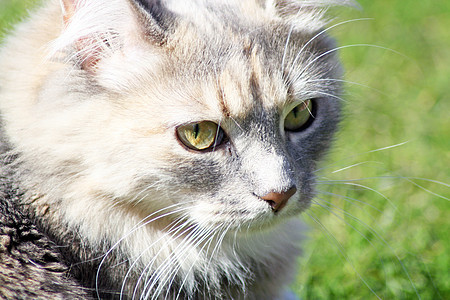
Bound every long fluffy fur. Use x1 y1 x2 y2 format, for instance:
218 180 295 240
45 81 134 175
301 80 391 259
0 0 353 298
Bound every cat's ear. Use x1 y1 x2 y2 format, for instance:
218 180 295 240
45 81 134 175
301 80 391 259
59 0 75 25
265 0 360 32
266 0 359 11
52 0 173 73
129 0 175 44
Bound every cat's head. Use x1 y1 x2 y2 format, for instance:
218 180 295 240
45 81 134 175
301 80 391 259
9 0 354 234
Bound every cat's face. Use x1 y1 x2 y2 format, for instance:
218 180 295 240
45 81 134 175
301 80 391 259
72 23 343 232
5 0 343 235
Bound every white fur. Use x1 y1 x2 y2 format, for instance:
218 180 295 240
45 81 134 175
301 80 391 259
0 0 349 298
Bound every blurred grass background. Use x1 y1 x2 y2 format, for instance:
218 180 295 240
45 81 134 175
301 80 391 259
295 1 449 299
0 0 448 299
0 0 39 34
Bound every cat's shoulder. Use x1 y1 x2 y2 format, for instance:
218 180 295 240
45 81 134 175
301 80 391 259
0 168 89 299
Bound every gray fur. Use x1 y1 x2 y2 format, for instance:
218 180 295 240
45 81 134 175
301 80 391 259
0 0 350 298
0 154 88 299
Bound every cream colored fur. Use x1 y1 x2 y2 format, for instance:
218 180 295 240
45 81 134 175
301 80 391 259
0 0 353 298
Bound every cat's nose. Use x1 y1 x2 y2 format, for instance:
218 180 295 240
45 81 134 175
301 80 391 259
261 186 297 212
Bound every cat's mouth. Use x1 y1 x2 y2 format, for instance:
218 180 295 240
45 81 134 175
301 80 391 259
186 191 306 232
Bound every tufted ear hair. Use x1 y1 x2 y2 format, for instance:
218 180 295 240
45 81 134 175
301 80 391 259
266 0 360 32
52 0 174 73
271 0 359 9
128 0 176 45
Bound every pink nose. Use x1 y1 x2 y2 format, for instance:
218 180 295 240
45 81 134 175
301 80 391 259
261 186 297 212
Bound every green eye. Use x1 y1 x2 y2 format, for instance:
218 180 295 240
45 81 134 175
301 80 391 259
176 121 224 151
284 100 313 131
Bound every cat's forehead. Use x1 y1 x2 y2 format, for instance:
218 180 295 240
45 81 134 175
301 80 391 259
163 29 326 121
163 46 287 121
126 1 341 124
214 48 288 118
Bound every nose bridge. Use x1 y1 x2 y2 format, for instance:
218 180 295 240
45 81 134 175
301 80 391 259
241 140 296 195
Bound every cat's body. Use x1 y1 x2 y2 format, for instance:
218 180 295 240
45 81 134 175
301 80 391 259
0 0 352 298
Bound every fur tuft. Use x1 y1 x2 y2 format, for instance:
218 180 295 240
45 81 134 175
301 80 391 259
49 0 131 68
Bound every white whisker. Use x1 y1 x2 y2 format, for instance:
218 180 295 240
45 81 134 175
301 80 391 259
286 18 373 79
403 177 450 188
172 223 224 300
307 78 388 96
295 44 408 84
315 189 383 213
402 177 449 201
132 219 193 299
281 23 295 73
155 224 215 299
141 221 205 299
318 180 398 210
96 202 194 299
121 214 191 299
367 141 410 153
331 161 381 174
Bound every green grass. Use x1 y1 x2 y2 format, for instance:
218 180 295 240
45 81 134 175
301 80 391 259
295 1 449 299
1 1 448 299
0 0 40 38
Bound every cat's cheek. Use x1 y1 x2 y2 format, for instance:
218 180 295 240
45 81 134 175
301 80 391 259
186 196 268 228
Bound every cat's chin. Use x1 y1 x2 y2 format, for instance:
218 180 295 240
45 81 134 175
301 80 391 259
237 206 310 233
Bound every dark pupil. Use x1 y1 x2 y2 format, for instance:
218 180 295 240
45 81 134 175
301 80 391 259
292 106 298 118
194 124 200 139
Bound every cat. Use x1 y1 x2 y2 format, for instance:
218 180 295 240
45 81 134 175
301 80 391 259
0 0 356 299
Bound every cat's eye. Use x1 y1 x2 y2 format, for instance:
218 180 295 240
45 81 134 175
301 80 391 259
176 121 224 151
284 100 314 132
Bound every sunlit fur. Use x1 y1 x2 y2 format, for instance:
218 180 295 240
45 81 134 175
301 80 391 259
0 0 356 298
